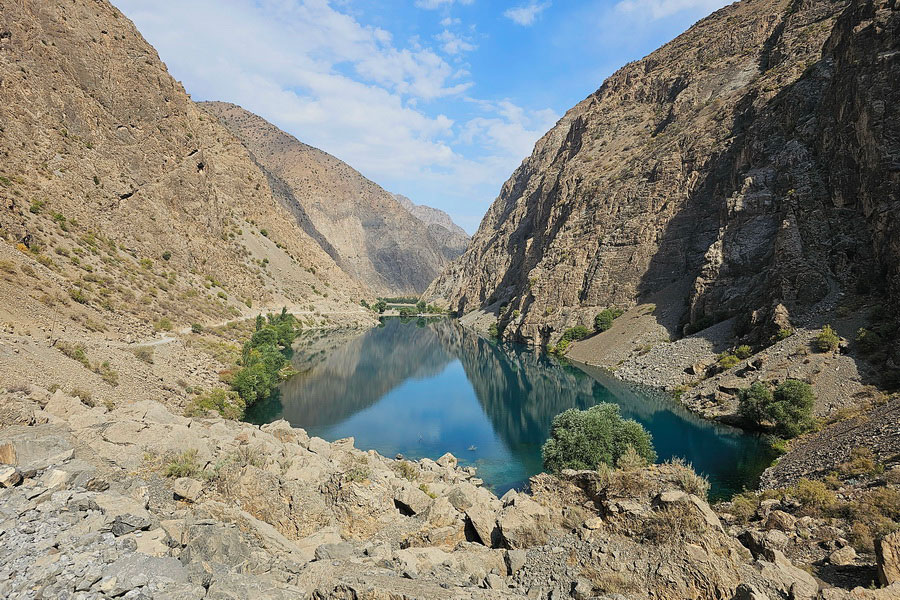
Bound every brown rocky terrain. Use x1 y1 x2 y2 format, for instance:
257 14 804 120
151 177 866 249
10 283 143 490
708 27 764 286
2 385 898 599
200 102 460 294
1 0 899 598
0 0 380 333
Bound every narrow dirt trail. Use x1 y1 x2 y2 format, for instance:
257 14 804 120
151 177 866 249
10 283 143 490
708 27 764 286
127 304 375 348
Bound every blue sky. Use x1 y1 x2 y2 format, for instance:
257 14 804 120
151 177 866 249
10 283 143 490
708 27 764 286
115 0 731 233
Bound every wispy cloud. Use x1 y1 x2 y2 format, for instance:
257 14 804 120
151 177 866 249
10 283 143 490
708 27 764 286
615 0 730 20
415 0 474 9
504 2 551 26
435 30 476 55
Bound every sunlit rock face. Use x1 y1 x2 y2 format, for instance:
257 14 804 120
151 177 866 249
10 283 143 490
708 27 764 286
427 0 900 348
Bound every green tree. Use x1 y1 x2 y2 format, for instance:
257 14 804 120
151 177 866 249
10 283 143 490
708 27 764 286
542 403 656 473
416 300 426 313
770 380 815 438
594 308 624 333
373 300 387 313
737 382 773 427
737 379 815 438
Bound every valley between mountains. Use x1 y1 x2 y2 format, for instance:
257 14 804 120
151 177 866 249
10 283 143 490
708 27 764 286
0 0 898 599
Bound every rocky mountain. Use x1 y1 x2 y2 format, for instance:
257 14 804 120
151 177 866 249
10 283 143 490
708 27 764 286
394 194 470 260
427 0 900 351
0 0 373 332
200 102 454 294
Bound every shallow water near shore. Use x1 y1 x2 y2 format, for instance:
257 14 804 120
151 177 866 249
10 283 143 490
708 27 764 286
247 317 777 499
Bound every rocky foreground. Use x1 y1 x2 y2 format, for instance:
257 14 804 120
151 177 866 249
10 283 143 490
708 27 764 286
1 386 898 599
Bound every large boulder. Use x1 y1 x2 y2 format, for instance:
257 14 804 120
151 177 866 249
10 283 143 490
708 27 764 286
876 530 900 586
497 496 550 549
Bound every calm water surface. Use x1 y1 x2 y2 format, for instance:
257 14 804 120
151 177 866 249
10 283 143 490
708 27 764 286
247 318 776 499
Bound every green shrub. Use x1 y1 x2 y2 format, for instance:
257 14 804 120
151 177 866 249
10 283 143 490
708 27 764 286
185 388 245 420
57 341 91 369
717 353 741 370
594 308 624 332
373 300 387 313
488 322 499 339
69 287 89 304
394 460 417 481
551 325 591 354
855 328 882 355
161 250 172 261
131 347 154 364
191 323 204 334
154 317 173 331
542 403 656 473
165 449 201 478
738 379 815 438
734 345 753 360
775 328 795 341
789 478 836 514
815 325 840 352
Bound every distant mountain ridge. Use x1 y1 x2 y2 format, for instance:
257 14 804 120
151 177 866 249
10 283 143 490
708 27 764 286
200 102 461 294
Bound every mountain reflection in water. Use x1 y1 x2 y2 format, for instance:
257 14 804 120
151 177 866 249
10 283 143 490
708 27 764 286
246 318 776 499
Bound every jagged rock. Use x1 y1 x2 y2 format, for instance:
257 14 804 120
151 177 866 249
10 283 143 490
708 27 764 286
828 545 857 566
732 583 770 600
393 480 433 515
172 477 204 502
466 504 500 547
655 490 723 532
876 530 900 586
505 549 527 575
0 465 21 487
583 516 603 530
315 542 358 561
436 452 458 468
497 497 550 549
764 510 797 532
111 513 153 536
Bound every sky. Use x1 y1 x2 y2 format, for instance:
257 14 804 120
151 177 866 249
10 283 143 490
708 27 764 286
114 0 732 233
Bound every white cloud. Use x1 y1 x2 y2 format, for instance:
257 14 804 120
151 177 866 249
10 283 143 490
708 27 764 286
503 2 550 26
415 0 473 9
114 0 555 228
435 30 476 55
615 0 730 20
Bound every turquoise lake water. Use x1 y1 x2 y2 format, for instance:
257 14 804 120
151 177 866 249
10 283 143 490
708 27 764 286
247 317 776 499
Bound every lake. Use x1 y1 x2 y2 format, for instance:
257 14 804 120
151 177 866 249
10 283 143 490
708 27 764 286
246 317 776 499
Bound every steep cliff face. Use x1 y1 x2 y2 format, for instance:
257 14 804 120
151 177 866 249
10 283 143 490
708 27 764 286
427 0 899 347
0 0 369 327
394 194 470 261
200 102 454 295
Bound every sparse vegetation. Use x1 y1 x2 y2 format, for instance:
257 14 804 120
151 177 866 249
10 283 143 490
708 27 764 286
814 324 840 352
164 449 202 478
550 325 591 355
185 388 246 420
394 460 417 481
131 346 154 364
542 403 656 473
154 317 173 331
